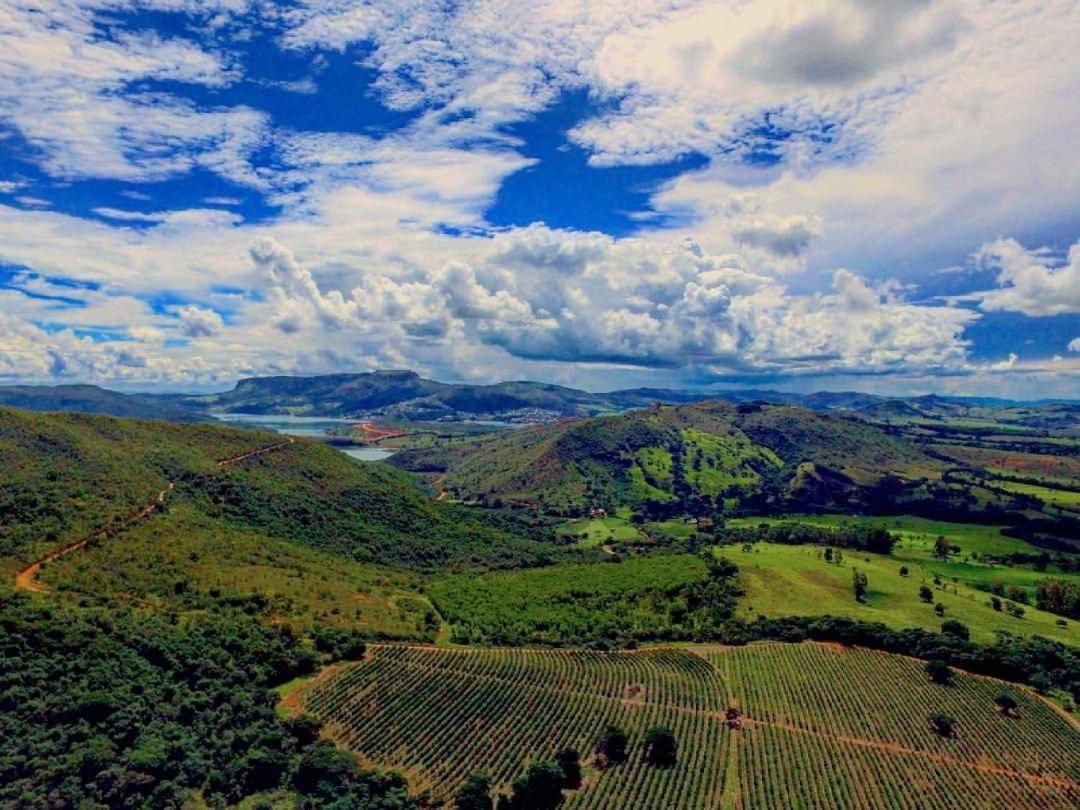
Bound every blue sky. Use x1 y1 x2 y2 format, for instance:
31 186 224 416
0 1 1077 397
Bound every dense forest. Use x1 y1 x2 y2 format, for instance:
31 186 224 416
0 594 417 809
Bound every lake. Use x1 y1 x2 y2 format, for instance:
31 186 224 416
213 413 395 461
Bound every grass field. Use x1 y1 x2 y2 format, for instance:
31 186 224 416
293 642 1080 809
556 516 647 548
993 480 1080 509
726 514 1080 599
713 543 1075 645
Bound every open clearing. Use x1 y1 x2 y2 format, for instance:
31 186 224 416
714 543 1075 645
293 642 1079 809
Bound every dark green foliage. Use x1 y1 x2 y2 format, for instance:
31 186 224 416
920 585 934 603
941 620 970 640
554 749 581 790
508 762 564 809
1035 578 1080 619
0 595 415 809
925 659 954 685
994 692 1018 714
455 773 494 810
313 628 367 662
852 569 869 602
596 725 629 764
643 726 677 767
717 523 899 555
431 554 740 646
930 713 956 737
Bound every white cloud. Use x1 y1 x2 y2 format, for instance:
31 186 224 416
972 238 1080 317
177 305 225 338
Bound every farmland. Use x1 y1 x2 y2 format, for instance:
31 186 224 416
713 543 1075 645
293 642 1080 809
725 514 1080 600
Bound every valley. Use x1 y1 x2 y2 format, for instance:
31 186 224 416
1 384 1077 809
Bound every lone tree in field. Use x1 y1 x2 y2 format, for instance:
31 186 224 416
852 570 869 603
919 585 934 603
926 659 953 685
994 692 1019 717
899 565 909 577
555 749 581 790
935 602 946 617
930 713 956 737
643 725 678 767
455 773 493 810
596 724 629 766
934 536 951 561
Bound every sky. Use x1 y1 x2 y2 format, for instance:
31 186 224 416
0 0 1078 398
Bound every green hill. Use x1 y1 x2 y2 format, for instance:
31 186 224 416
394 401 947 514
0 407 560 633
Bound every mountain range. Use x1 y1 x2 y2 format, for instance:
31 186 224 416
4 370 1077 427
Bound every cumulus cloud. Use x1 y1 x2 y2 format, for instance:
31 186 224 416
1069 338 1080 353
972 238 1080 317
247 227 974 377
177 305 225 338
734 215 820 257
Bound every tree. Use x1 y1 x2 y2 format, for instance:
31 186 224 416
643 725 678 767
852 570 868 603
990 596 1002 612
994 692 1018 716
899 566 909 577
925 659 953 685
919 585 934 603
934 536 951 561
509 762 564 810
941 620 970 640
1005 584 1029 605
930 713 956 737
455 773 493 810
554 749 581 790
934 602 946 617
596 725 628 765
823 547 833 563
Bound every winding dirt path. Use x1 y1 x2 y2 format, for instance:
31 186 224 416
13 437 295 593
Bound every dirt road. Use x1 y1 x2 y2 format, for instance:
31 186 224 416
13 438 295 593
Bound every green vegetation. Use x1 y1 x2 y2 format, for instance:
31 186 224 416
0 595 417 809
725 514 1080 606
555 516 646 548
39 502 437 637
394 400 948 516
299 643 1080 808
429 554 739 646
715 543 1075 645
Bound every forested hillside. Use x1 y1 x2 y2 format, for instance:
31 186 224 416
392 401 948 515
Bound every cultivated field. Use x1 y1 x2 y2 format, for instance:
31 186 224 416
293 642 1080 809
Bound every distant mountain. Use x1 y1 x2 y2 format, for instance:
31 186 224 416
0 384 206 422
5 372 1075 431
179 370 727 421
392 400 948 514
